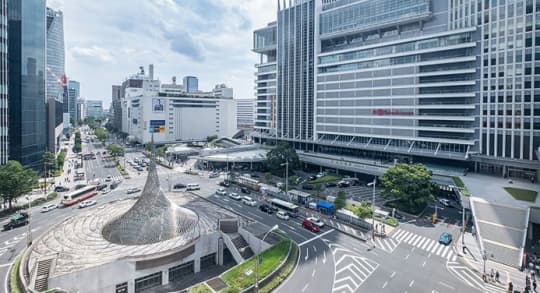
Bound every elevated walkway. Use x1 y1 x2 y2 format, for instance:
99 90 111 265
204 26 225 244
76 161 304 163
470 197 529 268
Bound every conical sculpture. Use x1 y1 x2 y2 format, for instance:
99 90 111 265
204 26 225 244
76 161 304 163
102 152 199 245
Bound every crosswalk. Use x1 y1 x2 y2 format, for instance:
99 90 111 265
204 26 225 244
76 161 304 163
447 261 507 293
326 242 379 293
391 229 457 261
373 237 399 253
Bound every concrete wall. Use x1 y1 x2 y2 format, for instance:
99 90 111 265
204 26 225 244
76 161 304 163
238 227 271 254
48 233 222 293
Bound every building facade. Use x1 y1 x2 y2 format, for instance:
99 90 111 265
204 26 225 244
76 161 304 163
111 84 121 130
183 76 199 93
212 84 234 98
253 0 540 180
45 7 64 101
8 0 47 168
67 80 80 124
0 0 7 165
236 99 255 130
86 100 103 119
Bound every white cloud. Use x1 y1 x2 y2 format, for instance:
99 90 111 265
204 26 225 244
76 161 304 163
71 46 115 63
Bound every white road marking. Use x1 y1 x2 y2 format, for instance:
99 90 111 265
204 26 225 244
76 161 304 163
312 269 316 277
313 245 317 252
405 254 410 260
451 255 457 262
305 247 309 260
409 280 415 287
382 281 388 288
438 281 455 290
424 239 435 251
323 250 327 264
436 244 445 256
391 272 396 278
301 284 309 292
298 229 335 246
422 260 426 267
412 236 423 247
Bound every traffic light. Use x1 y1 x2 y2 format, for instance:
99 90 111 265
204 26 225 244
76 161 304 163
432 214 437 224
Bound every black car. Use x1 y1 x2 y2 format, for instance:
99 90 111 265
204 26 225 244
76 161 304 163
302 184 315 190
309 175 317 181
74 184 87 190
96 184 108 191
241 187 250 194
259 204 274 214
3 212 29 231
173 183 187 189
325 182 337 188
219 181 231 187
251 174 260 178
110 181 120 190
338 181 351 188
54 186 69 192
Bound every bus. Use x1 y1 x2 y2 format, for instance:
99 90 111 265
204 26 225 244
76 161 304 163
61 186 98 207
269 198 299 218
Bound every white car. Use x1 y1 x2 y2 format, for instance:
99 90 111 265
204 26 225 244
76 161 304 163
276 211 290 220
216 188 227 196
79 200 97 209
41 204 57 213
127 188 141 194
242 196 257 206
101 189 111 195
228 193 242 201
307 216 325 228
438 198 451 207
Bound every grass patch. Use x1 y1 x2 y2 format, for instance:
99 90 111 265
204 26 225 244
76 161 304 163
452 176 471 197
345 202 372 218
308 174 342 184
374 216 399 227
222 240 290 291
30 192 58 207
504 187 538 202
115 160 128 175
189 283 212 293
386 200 427 215
9 253 22 293
259 242 298 293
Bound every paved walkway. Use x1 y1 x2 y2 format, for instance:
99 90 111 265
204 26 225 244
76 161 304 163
456 231 528 291
462 173 540 207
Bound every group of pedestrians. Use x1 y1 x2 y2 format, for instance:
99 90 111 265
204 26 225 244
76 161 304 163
524 270 537 292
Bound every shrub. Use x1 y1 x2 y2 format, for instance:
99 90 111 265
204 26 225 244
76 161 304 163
9 253 22 293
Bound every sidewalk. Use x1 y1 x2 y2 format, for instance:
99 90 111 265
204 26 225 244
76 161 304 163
456 231 528 290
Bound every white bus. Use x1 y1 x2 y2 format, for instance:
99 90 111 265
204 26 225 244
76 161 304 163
269 198 299 218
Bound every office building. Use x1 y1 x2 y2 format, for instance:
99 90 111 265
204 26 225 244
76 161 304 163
8 0 47 168
212 84 234 98
77 98 85 122
253 0 540 180
0 0 7 165
183 76 199 93
161 76 184 95
46 97 63 152
111 85 122 130
236 99 255 130
67 80 80 124
46 7 64 101
86 100 104 119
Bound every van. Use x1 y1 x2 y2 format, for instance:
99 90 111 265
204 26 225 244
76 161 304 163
186 183 200 191
242 196 257 206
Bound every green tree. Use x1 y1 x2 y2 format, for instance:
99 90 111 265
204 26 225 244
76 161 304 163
265 143 300 174
380 163 437 209
56 150 66 171
42 151 57 173
94 127 108 142
106 144 125 160
334 191 346 210
354 201 373 219
0 161 38 208
72 132 82 153
85 116 97 129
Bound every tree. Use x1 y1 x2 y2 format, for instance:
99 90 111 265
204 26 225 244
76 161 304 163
42 151 57 173
57 150 66 170
334 191 346 210
106 144 125 160
95 127 108 142
265 143 300 174
380 163 437 209
73 132 82 153
85 116 97 130
0 161 38 208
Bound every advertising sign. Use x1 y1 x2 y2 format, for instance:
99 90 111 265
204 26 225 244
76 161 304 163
152 98 165 112
149 120 166 133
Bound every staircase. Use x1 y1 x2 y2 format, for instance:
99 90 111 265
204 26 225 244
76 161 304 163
34 257 54 292
232 235 254 259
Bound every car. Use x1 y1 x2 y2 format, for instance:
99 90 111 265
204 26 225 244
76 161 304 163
3 213 29 231
308 175 317 181
79 200 97 209
41 204 57 213
105 175 112 182
54 186 69 192
242 196 257 206
438 198 451 207
316 172 327 178
187 183 200 191
74 184 87 190
127 188 141 194
219 181 231 187
338 180 350 188
101 189 111 195
228 193 242 201
302 219 320 233
439 232 453 245
96 183 108 191
295 177 304 184
302 184 314 190
135 166 144 172
259 204 274 214
276 182 285 188
209 172 220 179
276 210 289 220
173 183 187 189
251 173 260 178
110 181 120 190
216 188 227 196
241 187 250 194
307 216 325 228
325 182 337 188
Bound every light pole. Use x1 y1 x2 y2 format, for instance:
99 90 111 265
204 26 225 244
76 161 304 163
367 177 377 247
254 224 279 293
25 195 32 247
482 250 488 275
281 162 289 201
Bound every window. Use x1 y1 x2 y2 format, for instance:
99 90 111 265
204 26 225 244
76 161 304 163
135 272 162 293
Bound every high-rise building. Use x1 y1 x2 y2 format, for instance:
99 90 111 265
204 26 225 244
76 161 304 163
86 100 103 119
212 84 234 98
0 0 7 165
77 98 85 122
8 0 47 169
111 85 122 130
46 7 64 101
183 76 199 93
253 0 540 180
67 80 80 124
236 99 255 130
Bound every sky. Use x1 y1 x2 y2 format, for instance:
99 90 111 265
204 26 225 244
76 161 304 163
47 0 277 108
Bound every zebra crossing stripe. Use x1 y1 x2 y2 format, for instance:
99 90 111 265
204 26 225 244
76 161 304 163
441 246 450 258
392 230 404 240
414 236 425 247
421 239 432 250
401 232 413 242
430 242 440 253
436 244 445 256
451 255 457 262
407 234 419 244
425 240 436 252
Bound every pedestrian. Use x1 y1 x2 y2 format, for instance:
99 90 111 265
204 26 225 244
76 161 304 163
496 270 500 282
533 270 536 280
491 269 495 281
534 279 537 292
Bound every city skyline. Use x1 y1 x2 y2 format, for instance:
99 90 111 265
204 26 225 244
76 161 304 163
47 0 275 105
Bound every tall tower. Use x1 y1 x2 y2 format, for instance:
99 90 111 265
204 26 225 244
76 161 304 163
0 0 8 165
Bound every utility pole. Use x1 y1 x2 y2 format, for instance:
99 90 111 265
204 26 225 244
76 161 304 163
282 162 289 201
368 177 377 248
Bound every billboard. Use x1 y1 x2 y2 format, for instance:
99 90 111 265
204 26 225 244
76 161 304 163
152 98 165 112
149 120 166 133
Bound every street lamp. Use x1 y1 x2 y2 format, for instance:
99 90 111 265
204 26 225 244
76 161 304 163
367 177 377 248
482 250 488 275
25 195 32 247
281 162 289 201
254 224 279 293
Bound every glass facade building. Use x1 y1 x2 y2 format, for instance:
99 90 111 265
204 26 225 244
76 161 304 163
0 0 7 165
67 80 79 124
183 76 198 93
46 7 65 102
8 0 47 169
253 0 540 180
